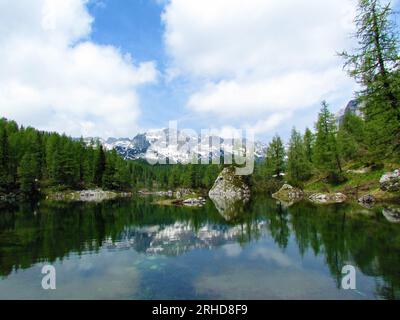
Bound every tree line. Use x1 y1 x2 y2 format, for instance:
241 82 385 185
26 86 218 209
253 0 399 192
0 118 131 196
0 118 221 198
1 0 398 198
252 101 368 191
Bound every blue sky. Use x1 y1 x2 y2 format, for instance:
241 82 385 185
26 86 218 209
1 0 399 141
87 0 212 134
87 0 359 139
88 0 175 130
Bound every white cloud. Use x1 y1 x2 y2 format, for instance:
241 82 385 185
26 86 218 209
0 0 157 138
163 0 360 135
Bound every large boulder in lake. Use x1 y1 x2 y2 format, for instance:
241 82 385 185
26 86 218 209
209 167 250 220
380 169 400 192
209 167 250 201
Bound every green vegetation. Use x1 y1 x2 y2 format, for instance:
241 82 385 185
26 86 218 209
1 0 399 203
0 197 399 298
340 0 400 160
0 118 135 198
0 118 222 200
253 0 400 197
252 135 285 192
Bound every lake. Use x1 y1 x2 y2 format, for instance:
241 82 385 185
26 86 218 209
0 196 399 300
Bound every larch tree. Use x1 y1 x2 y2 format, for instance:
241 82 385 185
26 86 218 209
314 101 343 176
340 0 400 159
287 128 312 186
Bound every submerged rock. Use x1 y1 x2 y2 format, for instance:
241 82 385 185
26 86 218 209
380 169 400 192
209 167 250 201
272 184 304 202
382 206 400 223
182 197 206 207
309 193 347 204
210 196 248 221
358 194 376 208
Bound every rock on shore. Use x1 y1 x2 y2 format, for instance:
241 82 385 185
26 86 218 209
47 189 132 202
380 169 400 192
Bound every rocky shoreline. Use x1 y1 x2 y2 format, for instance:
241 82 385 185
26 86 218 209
272 169 400 207
272 184 348 205
46 189 132 202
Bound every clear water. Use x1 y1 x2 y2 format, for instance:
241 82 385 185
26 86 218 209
0 196 399 300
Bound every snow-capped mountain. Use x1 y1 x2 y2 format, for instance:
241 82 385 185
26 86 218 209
103 221 268 257
84 128 267 163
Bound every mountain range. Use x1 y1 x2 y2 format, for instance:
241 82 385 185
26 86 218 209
84 129 268 163
84 100 361 164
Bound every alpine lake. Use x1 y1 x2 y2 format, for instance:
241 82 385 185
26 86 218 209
0 195 399 300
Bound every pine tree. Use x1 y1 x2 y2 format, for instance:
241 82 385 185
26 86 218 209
18 152 39 195
314 102 343 181
202 165 219 188
264 135 286 179
168 165 179 189
340 0 400 158
102 151 117 190
94 145 106 186
61 140 80 188
113 158 131 191
0 127 11 192
303 127 315 163
83 146 95 187
287 128 312 186
337 112 366 161
45 134 59 182
182 164 196 188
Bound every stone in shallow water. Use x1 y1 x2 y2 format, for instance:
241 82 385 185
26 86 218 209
182 197 206 207
272 184 304 203
380 169 400 192
358 194 376 208
382 206 400 223
309 192 347 204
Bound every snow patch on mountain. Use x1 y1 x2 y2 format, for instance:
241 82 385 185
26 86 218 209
84 129 267 163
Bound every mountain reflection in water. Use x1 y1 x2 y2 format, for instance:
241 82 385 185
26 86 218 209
0 196 399 300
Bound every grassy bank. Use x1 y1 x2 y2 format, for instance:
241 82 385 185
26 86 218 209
303 162 400 203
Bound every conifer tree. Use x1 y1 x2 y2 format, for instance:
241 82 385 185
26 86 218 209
303 127 315 163
113 159 131 191
314 101 343 176
18 152 39 195
287 128 312 186
102 151 117 190
337 112 366 161
264 135 286 179
0 127 12 192
94 145 106 186
340 0 400 158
